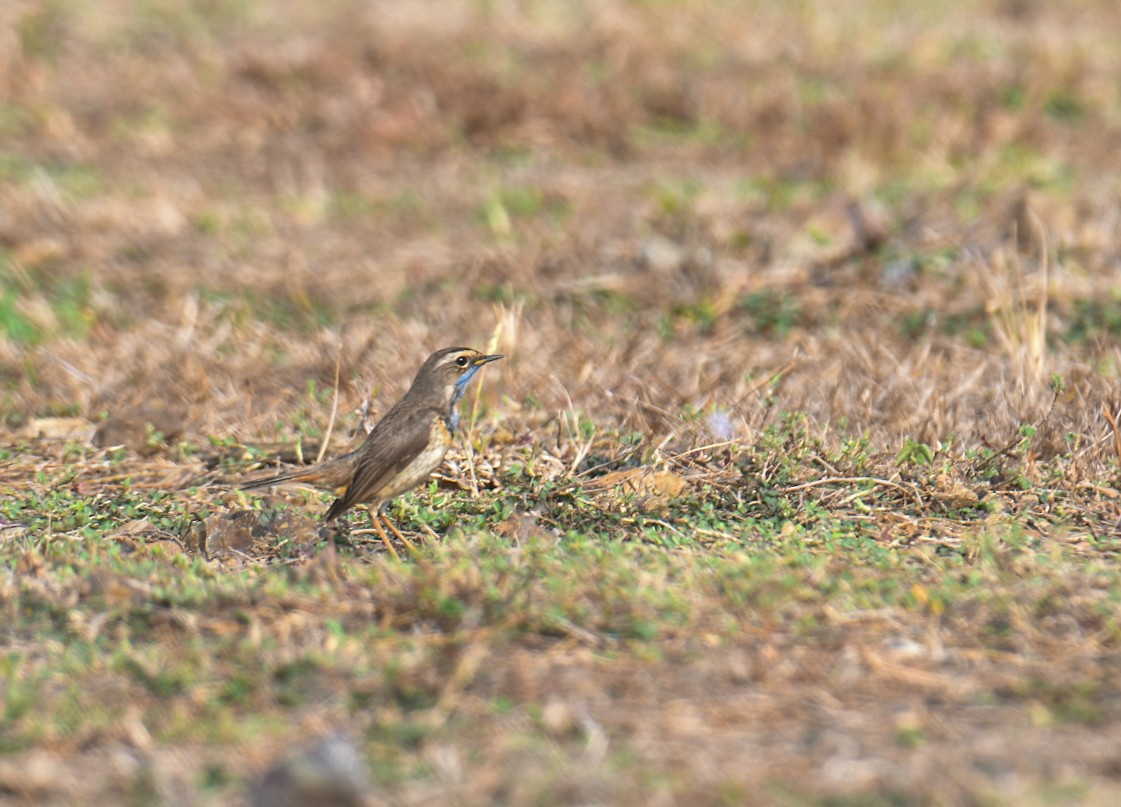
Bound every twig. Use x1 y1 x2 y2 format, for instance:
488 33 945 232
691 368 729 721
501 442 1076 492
566 418 596 478
464 313 505 497
316 350 342 465
782 476 925 508
668 438 740 461
1101 402 1121 463
1030 206 1049 379
976 383 1061 472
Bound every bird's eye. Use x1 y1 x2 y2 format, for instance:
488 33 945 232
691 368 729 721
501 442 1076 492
456 355 470 367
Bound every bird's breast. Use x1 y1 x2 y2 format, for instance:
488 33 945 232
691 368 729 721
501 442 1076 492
377 417 453 500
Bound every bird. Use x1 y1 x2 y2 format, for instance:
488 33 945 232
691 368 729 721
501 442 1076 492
242 346 503 558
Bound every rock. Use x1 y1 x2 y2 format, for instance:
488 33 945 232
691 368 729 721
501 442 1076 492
640 236 688 274
249 734 372 807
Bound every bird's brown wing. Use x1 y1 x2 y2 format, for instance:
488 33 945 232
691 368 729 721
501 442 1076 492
323 406 441 521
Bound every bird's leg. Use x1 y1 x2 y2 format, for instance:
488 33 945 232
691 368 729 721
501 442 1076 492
382 512 420 558
368 512 401 562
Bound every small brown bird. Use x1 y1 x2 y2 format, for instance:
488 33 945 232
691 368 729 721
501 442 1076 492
242 347 503 557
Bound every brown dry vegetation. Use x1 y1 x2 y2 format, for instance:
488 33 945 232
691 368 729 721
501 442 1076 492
3 1 1121 805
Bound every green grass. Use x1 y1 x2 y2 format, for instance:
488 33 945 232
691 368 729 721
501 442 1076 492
5 378 1121 798
5 418 1119 728
4 462 1119 795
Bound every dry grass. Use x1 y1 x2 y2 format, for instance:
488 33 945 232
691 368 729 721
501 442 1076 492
3 0 1121 804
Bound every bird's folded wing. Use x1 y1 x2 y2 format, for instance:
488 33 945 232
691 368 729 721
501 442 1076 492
327 407 442 516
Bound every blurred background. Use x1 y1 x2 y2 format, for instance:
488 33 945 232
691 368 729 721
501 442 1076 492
2 0 1120 460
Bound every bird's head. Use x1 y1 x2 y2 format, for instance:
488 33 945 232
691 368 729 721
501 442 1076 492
413 347 504 415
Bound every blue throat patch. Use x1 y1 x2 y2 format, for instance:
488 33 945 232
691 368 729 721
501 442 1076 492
448 365 482 431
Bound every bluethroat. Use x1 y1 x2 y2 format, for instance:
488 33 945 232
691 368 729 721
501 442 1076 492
242 347 503 557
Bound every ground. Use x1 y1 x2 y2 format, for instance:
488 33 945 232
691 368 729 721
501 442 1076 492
2 1 1121 805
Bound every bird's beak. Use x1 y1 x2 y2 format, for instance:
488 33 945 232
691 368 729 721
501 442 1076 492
475 354 504 366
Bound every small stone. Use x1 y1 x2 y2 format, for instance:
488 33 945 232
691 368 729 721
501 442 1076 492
249 733 371 807
880 258 918 290
640 236 688 274
541 698 575 736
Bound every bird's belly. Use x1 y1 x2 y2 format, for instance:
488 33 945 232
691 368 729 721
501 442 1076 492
380 439 450 500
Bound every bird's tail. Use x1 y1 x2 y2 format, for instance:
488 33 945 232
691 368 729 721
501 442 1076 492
240 468 319 490
323 497 349 523
240 450 358 493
